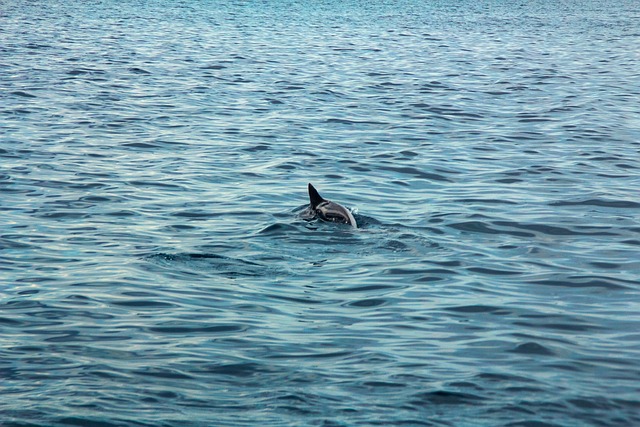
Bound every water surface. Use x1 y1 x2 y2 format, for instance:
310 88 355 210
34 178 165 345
2 1 640 426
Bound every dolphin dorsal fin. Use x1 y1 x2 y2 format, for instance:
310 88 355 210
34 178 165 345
308 183 325 209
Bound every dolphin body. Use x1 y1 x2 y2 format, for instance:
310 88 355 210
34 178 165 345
307 183 357 228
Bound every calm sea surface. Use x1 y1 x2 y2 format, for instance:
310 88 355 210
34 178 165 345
2 1 640 426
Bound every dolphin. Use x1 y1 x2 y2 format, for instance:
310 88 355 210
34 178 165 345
308 183 357 228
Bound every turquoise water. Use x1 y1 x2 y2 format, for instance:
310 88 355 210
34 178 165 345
2 1 640 426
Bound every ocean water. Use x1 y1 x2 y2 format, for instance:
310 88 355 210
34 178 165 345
2 1 640 426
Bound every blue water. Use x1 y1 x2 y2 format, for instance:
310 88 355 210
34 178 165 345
2 1 640 426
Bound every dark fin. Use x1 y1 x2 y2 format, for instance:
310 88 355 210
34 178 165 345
308 183 325 209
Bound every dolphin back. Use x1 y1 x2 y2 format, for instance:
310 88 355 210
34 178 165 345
307 183 357 228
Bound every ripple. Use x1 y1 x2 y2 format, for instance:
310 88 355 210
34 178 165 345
199 362 277 377
257 223 301 235
550 198 640 209
492 221 618 236
111 300 176 309
344 298 388 308
410 390 486 406
2 1 640 426
146 253 272 278
10 90 37 98
527 276 632 290
466 267 522 276
448 221 535 237
147 323 248 334
378 165 452 182
510 342 556 356
445 305 507 314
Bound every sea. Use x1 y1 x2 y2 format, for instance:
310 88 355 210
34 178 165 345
2 1 640 426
